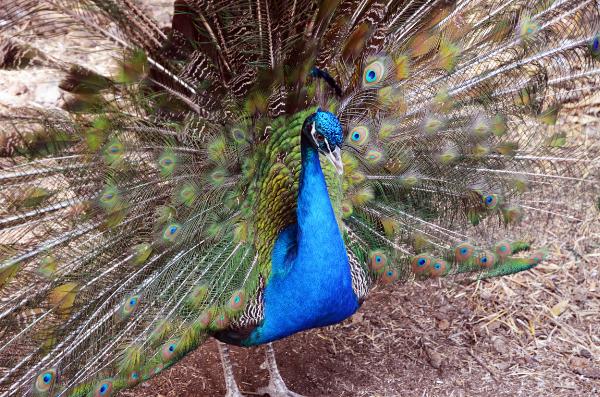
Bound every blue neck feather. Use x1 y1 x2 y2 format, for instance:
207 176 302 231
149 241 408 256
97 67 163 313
296 138 343 262
244 135 358 346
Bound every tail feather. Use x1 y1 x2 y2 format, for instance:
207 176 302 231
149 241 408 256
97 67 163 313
332 0 600 284
0 0 598 396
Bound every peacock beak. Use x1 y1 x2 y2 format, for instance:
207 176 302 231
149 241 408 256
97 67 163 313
325 146 344 175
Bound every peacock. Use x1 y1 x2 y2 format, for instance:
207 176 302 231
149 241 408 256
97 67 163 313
0 0 599 396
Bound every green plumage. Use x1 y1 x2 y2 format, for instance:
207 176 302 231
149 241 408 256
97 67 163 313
0 0 598 396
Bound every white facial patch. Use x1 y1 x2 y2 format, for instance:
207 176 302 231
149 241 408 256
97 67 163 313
310 121 319 146
309 121 343 175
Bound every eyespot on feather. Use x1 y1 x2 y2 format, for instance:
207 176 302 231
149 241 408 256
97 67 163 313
369 250 387 272
472 143 490 158
348 172 365 185
362 58 388 86
103 139 125 165
118 295 140 320
519 16 539 40
163 223 181 243
424 115 444 134
364 149 384 165
98 186 120 211
33 369 57 395
231 127 247 143
37 255 57 278
529 250 547 265
228 289 246 312
503 206 523 224
187 284 209 308
381 268 398 284
432 89 453 113
495 241 511 259
348 125 369 146
127 371 141 386
158 151 176 177
411 254 432 274
471 117 490 137
131 243 152 265
454 243 474 262
147 364 164 377
210 169 226 186
430 259 447 277
437 39 460 72
438 144 458 164
149 320 172 345
178 184 197 207
161 339 179 362
475 251 496 268
378 122 396 140
483 194 499 209
212 312 229 330
491 114 507 136
400 173 420 187
93 379 113 397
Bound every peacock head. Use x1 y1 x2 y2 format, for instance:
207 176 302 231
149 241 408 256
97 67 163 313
302 109 344 175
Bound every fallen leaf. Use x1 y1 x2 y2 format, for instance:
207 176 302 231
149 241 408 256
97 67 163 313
550 300 569 317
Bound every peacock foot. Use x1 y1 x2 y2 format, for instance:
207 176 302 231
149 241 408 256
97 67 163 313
257 343 306 397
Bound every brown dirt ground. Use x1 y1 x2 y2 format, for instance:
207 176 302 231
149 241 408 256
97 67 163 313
1 1 599 396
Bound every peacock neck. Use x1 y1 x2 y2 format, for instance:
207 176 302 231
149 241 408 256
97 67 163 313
240 134 358 346
297 135 343 257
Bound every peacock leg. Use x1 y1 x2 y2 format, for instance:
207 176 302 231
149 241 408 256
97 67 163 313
257 343 306 397
217 340 244 397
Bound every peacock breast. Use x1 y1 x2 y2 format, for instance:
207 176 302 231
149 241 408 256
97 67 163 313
242 224 359 346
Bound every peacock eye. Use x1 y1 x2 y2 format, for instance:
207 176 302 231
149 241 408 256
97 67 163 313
316 134 325 142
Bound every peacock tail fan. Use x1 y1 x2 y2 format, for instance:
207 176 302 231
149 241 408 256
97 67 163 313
0 0 598 395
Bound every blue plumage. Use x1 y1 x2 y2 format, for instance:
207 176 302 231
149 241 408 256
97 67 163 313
245 117 358 345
